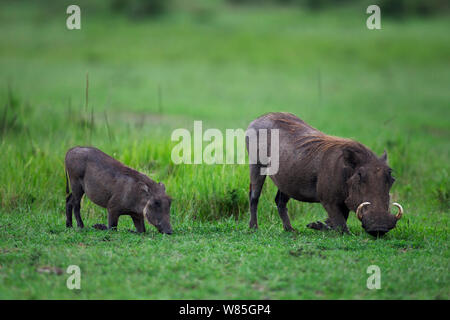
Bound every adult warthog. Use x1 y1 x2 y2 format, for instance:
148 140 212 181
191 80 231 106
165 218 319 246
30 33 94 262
65 146 173 234
246 112 404 237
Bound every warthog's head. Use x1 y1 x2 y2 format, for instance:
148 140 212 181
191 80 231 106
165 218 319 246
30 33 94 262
344 150 403 237
143 183 173 235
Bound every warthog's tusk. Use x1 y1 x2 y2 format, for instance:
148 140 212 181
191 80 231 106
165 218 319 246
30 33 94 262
356 202 371 221
143 200 151 217
392 202 403 220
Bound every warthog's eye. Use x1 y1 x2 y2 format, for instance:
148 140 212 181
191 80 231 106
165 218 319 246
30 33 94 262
356 168 366 182
153 200 161 207
386 170 395 184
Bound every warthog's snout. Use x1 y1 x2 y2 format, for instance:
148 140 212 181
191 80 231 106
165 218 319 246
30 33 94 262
366 228 389 238
156 224 173 235
357 202 404 238
161 228 173 235
361 213 398 237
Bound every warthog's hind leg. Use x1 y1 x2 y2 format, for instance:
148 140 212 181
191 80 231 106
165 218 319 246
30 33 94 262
71 188 85 229
68 180 85 229
65 193 73 228
249 164 266 229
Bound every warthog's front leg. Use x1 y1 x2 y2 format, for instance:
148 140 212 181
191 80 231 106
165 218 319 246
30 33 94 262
275 190 296 232
107 207 120 230
92 207 124 232
306 220 332 231
307 203 349 233
131 215 146 233
92 223 108 230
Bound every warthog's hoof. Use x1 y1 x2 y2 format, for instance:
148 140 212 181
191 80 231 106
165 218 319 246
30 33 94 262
127 229 145 234
284 226 299 233
92 224 108 230
249 224 258 230
306 221 331 231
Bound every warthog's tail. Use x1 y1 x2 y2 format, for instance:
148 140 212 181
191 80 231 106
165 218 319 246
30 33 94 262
65 168 70 195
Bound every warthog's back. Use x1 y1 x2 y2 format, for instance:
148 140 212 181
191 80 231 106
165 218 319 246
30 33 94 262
247 112 318 136
65 146 148 180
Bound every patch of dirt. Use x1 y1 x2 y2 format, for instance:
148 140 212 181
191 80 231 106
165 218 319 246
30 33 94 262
422 125 450 138
36 266 64 275
289 248 326 259
252 282 266 293
0 248 18 254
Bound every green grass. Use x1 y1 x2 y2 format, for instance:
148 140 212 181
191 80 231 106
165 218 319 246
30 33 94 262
1 216 447 299
0 1 449 299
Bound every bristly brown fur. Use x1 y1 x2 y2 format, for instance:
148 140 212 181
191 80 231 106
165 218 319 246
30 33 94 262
266 112 313 132
293 135 369 157
267 112 373 161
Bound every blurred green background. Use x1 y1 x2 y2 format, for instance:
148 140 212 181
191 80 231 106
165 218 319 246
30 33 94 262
0 0 448 299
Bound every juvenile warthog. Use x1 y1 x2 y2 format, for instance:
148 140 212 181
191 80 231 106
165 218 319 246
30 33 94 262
246 112 404 237
65 147 173 234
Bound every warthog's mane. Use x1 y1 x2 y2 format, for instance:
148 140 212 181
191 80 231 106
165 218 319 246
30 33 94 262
94 149 164 192
267 112 373 161
114 164 172 200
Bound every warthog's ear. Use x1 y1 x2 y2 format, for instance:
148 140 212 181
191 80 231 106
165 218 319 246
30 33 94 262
342 147 363 169
158 182 166 191
380 150 388 162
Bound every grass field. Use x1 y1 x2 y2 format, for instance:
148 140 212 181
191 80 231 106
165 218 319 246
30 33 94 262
0 1 449 299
